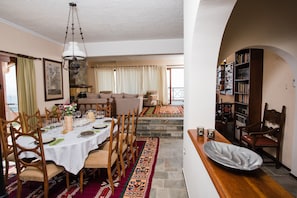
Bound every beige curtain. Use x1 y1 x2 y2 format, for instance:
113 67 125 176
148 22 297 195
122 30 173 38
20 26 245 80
16 57 38 115
94 65 168 104
94 67 115 93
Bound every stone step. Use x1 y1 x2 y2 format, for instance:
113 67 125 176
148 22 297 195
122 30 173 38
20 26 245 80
137 117 184 138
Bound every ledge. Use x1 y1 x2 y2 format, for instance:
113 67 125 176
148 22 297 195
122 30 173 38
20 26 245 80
188 129 293 198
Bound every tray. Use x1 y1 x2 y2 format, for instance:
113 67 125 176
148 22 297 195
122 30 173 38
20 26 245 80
203 141 263 171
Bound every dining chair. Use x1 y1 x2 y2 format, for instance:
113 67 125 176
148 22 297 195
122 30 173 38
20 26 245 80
10 125 69 198
45 106 61 124
127 108 139 164
0 116 22 185
22 109 43 133
79 118 121 194
96 99 112 118
118 113 130 177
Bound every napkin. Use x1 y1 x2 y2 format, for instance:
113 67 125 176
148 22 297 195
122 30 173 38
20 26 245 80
93 129 101 133
49 138 64 146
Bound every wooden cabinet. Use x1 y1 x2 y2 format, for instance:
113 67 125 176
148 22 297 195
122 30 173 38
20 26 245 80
234 48 263 140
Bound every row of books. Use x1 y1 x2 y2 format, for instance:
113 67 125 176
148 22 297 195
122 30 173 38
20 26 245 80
235 53 250 64
236 83 249 94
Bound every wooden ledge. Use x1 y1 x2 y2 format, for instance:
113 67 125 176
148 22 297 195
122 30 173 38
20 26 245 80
188 129 293 198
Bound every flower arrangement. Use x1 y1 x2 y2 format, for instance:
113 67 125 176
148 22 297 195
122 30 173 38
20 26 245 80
62 103 77 116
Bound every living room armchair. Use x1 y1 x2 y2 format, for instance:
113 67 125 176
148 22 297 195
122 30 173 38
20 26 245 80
143 90 159 107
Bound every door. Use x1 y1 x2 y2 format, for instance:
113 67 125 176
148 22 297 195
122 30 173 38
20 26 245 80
167 67 184 105
0 57 18 120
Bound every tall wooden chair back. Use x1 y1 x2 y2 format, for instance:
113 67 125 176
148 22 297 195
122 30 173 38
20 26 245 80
22 109 43 133
79 118 120 194
118 113 130 177
45 107 61 124
240 103 286 168
10 125 68 198
0 115 22 185
96 99 112 117
128 108 139 163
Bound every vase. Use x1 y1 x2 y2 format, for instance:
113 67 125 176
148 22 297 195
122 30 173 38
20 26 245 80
63 115 73 133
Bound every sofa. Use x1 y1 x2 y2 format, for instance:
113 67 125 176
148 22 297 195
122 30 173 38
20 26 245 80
77 92 143 117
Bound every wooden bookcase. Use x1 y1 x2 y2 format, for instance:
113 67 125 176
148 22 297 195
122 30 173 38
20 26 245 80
233 48 263 140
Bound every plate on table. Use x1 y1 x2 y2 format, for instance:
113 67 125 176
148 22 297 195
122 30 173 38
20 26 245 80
35 137 56 144
80 131 95 137
96 115 105 119
203 140 263 171
93 124 108 129
103 119 112 123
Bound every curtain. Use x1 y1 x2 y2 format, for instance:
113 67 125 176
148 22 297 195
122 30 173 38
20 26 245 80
116 66 143 94
94 67 115 93
16 57 37 115
94 65 168 104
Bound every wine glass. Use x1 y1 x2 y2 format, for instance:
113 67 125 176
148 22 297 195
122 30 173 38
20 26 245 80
75 111 82 119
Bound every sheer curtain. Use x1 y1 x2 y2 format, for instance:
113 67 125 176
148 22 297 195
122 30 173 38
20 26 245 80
94 65 168 104
16 57 38 115
94 67 115 93
116 66 143 94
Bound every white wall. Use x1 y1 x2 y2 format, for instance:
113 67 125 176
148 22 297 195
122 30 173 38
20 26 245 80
262 50 296 167
0 22 69 113
183 0 236 197
219 0 297 175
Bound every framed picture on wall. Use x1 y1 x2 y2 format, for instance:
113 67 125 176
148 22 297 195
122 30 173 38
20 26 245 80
43 58 64 101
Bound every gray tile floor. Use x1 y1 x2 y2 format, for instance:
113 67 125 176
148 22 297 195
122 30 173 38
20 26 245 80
150 138 297 198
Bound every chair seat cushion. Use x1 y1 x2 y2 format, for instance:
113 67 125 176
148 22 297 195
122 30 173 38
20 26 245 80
19 163 64 182
7 152 15 161
84 150 117 168
242 135 278 147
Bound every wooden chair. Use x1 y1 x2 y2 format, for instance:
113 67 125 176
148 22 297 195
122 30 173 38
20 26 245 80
22 109 43 133
79 118 121 194
96 99 112 117
10 125 69 198
0 116 22 185
118 113 130 177
127 108 139 164
239 103 286 168
45 107 61 124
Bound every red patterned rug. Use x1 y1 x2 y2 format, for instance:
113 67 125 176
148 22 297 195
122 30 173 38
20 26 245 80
6 137 159 198
140 105 183 117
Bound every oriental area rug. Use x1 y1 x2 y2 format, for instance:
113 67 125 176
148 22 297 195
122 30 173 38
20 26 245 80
140 105 184 117
6 137 159 198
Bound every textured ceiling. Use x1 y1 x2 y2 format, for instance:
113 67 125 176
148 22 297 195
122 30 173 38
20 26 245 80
0 0 183 44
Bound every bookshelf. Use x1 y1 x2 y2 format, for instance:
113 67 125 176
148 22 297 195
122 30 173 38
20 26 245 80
234 48 263 140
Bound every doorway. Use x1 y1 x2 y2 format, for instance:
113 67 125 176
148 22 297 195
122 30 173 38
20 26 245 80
167 67 184 105
0 57 18 120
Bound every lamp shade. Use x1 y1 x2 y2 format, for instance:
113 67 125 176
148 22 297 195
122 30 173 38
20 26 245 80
62 42 86 60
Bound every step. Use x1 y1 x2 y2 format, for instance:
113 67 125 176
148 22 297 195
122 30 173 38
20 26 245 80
137 117 184 138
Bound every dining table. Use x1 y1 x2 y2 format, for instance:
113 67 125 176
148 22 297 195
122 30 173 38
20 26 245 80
17 117 116 175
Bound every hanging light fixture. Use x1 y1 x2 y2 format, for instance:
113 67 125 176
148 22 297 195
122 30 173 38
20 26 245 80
62 2 87 73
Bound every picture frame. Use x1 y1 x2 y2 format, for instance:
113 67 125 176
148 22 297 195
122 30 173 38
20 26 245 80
43 58 64 101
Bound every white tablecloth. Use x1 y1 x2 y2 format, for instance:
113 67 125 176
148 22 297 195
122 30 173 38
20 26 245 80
18 117 114 175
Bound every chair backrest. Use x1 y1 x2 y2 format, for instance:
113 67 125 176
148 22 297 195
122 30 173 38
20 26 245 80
10 125 49 182
130 108 139 137
45 107 61 124
22 109 43 133
262 103 286 141
0 116 22 161
96 99 112 117
107 119 118 162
